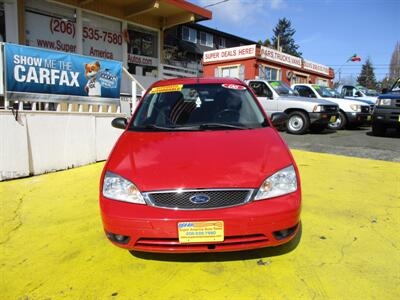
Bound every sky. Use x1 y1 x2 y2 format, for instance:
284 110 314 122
191 0 400 81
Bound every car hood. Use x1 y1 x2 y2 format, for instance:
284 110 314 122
378 93 400 99
277 95 337 105
105 127 294 191
344 97 375 105
321 97 370 106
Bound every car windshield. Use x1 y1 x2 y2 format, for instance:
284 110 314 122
268 81 298 96
313 85 334 98
366 90 378 96
391 79 400 92
130 83 267 131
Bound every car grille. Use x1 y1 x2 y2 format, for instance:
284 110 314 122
395 99 400 108
361 106 370 113
135 234 269 252
144 189 254 210
322 105 338 113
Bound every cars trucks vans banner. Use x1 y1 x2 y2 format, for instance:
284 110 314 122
259 46 302 69
4 43 122 103
303 59 330 76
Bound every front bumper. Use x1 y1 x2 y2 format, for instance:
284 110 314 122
100 191 301 253
309 112 338 125
372 107 400 128
345 112 372 125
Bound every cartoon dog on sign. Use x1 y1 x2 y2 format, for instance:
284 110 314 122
84 61 101 97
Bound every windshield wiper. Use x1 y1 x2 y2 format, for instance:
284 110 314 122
198 123 249 130
137 124 198 131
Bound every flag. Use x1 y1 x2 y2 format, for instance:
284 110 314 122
347 54 361 62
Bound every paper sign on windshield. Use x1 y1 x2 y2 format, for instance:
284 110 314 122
150 84 183 94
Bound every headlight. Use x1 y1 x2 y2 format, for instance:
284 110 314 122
313 105 323 112
102 172 145 204
254 165 298 200
377 99 391 106
350 104 361 112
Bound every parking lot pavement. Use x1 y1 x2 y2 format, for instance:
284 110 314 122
1 150 399 300
280 128 400 162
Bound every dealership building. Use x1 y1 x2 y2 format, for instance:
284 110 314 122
202 44 335 87
0 0 212 91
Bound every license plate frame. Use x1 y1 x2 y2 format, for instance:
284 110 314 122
178 221 224 243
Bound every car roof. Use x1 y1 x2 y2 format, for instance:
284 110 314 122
150 77 244 87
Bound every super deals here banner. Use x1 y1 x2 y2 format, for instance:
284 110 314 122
5 44 122 100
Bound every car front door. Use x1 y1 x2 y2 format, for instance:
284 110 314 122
294 85 317 98
248 81 277 115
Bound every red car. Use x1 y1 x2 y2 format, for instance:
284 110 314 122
100 77 301 253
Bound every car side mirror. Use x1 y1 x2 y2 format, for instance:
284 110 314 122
270 112 288 127
112 117 128 129
382 88 388 94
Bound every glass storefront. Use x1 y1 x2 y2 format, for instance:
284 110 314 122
127 25 158 77
0 3 5 42
82 12 123 61
25 0 76 52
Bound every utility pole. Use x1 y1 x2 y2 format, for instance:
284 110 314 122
277 35 280 51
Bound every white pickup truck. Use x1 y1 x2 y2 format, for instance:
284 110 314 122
246 80 339 134
292 84 372 130
336 85 377 105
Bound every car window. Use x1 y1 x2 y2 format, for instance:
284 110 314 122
249 81 273 98
392 79 400 92
342 86 354 97
131 83 267 131
294 85 314 98
269 81 297 96
313 85 333 98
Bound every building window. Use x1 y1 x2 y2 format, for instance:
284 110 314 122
182 26 197 43
200 32 213 47
316 78 328 86
220 66 239 78
260 65 280 81
218 37 226 48
128 25 158 58
292 74 308 85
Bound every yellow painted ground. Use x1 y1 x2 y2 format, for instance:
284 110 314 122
1 150 399 300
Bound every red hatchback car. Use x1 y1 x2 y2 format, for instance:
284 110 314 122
100 77 301 253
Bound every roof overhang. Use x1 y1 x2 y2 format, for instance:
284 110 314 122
54 0 212 30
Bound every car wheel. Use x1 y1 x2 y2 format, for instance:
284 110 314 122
287 111 309 135
372 123 386 136
328 111 346 130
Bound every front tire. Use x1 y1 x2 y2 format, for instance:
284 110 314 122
287 111 309 135
372 123 386 136
328 111 347 130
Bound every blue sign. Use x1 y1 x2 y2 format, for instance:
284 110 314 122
5 44 122 99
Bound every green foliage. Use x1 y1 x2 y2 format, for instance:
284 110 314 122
271 18 302 57
357 58 377 89
259 38 272 47
389 41 400 80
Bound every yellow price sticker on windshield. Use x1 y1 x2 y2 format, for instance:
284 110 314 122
150 84 183 94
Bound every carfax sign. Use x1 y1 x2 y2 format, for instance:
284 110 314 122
4 43 122 102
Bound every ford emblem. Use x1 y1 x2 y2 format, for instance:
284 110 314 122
189 194 210 204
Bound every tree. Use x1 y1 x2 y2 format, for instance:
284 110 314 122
258 38 272 47
271 18 302 57
357 58 377 89
389 41 400 81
